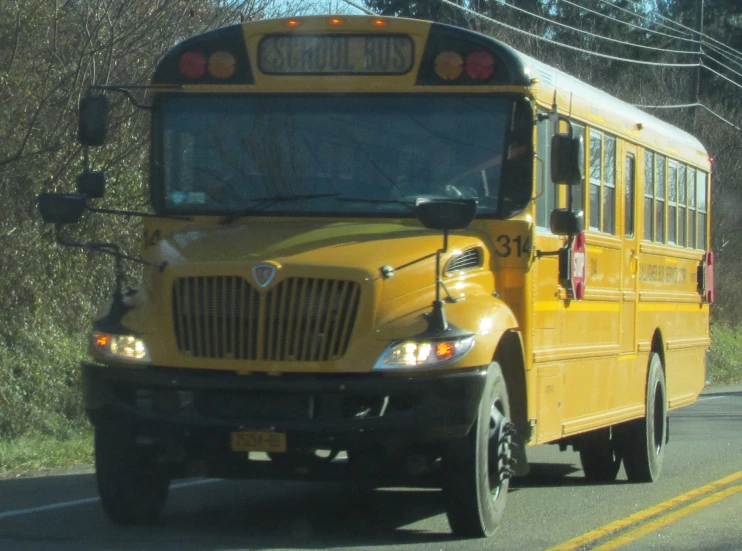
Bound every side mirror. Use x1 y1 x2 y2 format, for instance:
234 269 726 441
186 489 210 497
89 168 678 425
78 94 109 147
550 208 584 236
77 170 106 198
38 193 87 224
551 134 584 185
415 199 477 231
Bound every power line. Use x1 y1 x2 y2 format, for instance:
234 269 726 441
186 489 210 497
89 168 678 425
554 1 742 91
559 0 699 44
570 0 742 64
596 0 694 39
702 51 742 84
634 102 741 132
702 63 742 93
650 8 742 63
704 42 742 71
439 0 699 67
492 0 698 55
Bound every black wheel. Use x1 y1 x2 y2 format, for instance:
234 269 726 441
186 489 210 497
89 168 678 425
442 362 516 538
617 352 667 482
95 426 170 525
578 428 621 482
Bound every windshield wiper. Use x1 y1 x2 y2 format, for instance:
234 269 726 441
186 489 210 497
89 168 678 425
338 196 416 212
220 193 341 224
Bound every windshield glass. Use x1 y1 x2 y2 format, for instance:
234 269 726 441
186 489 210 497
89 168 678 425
157 95 531 217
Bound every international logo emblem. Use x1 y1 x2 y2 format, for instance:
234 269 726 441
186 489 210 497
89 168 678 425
253 263 277 288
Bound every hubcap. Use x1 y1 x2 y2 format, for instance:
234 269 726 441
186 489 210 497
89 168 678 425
488 399 516 499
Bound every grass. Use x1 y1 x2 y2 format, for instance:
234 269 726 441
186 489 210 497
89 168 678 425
708 323 742 385
0 428 93 477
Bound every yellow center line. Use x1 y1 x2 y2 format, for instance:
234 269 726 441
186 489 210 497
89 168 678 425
593 484 742 551
545 469 742 551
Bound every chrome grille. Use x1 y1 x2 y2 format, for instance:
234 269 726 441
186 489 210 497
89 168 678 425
445 247 483 274
172 276 360 361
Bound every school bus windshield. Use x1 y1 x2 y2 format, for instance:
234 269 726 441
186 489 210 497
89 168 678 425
156 94 531 218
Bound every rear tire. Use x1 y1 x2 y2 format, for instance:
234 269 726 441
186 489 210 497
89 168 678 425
617 352 667 482
95 426 170 525
442 362 515 538
578 428 621 482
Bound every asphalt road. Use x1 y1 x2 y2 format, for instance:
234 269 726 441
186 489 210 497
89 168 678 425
1 385 740 551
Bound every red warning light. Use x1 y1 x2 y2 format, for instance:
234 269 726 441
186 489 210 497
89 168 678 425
465 51 495 81
179 51 207 80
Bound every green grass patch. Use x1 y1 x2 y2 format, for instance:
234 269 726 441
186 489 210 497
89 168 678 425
0 428 93 477
709 324 742 385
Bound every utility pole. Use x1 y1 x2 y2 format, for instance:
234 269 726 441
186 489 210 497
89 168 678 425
690 0 704 132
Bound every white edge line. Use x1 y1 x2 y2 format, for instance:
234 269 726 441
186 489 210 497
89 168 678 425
698 395 727 401
0 478 220 521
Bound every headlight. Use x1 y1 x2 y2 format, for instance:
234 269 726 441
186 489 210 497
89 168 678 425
91 331 151 364
374 336 475 370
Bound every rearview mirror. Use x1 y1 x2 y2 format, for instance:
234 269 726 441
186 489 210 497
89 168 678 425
77 170 106 198
551 134 584 186
38 193 87 224
78 94 109 147
415 199 477 231
550 208 584 236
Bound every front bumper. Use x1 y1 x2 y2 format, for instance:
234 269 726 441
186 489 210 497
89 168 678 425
82 362 487 448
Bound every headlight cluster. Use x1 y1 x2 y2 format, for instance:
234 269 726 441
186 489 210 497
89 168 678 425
374 335 475 370
91 331 151 364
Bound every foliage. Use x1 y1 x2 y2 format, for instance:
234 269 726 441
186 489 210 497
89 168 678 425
0 0 332 444
708 324 742 385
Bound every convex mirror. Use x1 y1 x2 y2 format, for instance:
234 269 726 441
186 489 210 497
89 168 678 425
416 199 477 231
38 193 87 224
551 133 584 186
78 94 109 147
77 170 106 198
550 208 584 236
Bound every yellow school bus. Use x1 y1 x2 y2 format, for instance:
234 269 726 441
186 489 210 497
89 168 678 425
39 14 712 538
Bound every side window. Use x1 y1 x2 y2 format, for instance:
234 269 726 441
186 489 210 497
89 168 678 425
678 164 687 247
603 135 616 234
668 160 678 245
625 154 635 237
589 129 602 231
644 151 654 241
655 154 666 243
536 114 555 229
688 167 697 248
572 124 585 213
697 171 708 249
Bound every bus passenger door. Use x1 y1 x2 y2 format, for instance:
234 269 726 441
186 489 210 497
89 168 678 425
620 145 639 355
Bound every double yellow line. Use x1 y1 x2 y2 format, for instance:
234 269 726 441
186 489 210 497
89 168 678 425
547 469 742 551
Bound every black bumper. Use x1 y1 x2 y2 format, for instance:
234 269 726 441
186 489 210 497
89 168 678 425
81 362 487 447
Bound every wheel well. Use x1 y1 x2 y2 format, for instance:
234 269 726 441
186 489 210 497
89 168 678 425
494 331 528 441
651 329 666 372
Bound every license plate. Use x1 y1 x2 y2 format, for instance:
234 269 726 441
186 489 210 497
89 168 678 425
230 430 286 453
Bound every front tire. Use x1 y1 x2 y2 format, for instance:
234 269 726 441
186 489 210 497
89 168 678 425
95 426 171 525
442 362 515 538
617 352 667 482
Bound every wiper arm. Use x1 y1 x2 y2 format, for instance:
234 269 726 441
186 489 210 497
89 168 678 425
220 193 341 224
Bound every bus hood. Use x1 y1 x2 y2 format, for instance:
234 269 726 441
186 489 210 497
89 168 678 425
153 218 487 301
